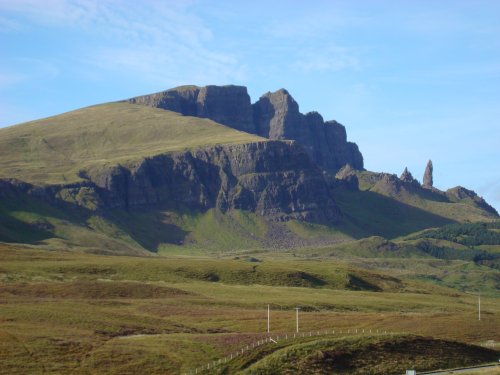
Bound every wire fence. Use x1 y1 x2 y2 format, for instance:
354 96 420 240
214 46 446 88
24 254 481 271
183 327 396 374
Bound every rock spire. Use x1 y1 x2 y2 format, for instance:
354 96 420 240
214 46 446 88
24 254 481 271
423 160 433 188
400 167 415 183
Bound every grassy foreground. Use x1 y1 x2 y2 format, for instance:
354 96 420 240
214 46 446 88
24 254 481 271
0 242 498 374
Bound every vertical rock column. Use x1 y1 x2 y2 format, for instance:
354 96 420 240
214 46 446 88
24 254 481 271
423 160 433 188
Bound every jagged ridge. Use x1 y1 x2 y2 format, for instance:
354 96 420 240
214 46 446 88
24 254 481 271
127 85 364 172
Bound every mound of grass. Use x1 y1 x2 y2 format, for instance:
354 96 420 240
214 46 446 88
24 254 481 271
235 335 498 375
0 102 264 185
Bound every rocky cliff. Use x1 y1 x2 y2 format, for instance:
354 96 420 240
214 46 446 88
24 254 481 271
127 85 363 172
1 141 340 223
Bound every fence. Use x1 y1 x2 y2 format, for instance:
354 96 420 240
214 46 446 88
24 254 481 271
183 327 396 374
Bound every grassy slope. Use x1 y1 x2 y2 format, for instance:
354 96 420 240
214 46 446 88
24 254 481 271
0 102 264 185
333 188 454 238
0 243 498 374
353 171 497 224
0 191 150 255
235 335 498 375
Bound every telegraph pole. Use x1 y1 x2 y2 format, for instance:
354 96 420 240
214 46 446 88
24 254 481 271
478 293 481 321
295 307 300 333
267 304 270 333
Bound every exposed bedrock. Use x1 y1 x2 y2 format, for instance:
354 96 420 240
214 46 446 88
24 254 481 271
85 141 341 223
128 85 364 172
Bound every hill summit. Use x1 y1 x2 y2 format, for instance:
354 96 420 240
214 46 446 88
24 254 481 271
128 85 364 172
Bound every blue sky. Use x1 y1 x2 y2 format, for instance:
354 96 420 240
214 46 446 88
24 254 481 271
1 0 499 211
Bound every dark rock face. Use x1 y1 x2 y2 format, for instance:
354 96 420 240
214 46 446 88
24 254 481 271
128 85 254 133
253 89 364 172
3 141 338 223
128 85 364 172
423 160 433 188
0 142 341 223
446 186 498 216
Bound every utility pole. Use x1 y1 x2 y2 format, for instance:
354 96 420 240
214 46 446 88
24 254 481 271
267 304 270 333
478 293 481 321
295 307 300 333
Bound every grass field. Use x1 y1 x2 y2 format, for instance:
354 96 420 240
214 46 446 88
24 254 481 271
0 242 498 374
0 102 263 185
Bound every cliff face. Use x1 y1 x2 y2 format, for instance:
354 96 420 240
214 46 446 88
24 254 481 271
90 141 339 222
128 85 363 172
252 89 363 171
1 141 340 223
128 85 254 132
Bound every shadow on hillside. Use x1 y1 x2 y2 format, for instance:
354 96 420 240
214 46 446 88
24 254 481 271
0 192 87 244
106 207 189 251
333 188 456 239
0 188 190 252
409 185 449 203
0 214 54 244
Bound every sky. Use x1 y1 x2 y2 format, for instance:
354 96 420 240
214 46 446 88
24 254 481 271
1 0 499 211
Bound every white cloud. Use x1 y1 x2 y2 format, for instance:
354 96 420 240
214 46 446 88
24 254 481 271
0 0 96 25
0 0 247 87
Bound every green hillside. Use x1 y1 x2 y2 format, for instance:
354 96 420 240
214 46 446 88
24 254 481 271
0 102 264 185
1 243 499 374
348 170 498 224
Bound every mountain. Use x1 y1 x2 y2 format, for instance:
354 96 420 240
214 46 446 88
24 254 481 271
127 85 363 172
0 85 497 253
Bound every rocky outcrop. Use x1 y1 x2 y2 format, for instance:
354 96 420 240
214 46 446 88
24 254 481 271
127 85 364 172
128 85 254 133
1 141 340 223
400 167 419 185
446 186 498 216
253 89 363 171
372 173 407 197
88 140 340 222
423 160 433 188
371 172 425 198
334 164 359 190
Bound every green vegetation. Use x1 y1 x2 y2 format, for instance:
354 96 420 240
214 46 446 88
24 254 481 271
0 102 264 185
353 171 498 223
0 243 499 374
333 188 454 238
417 222 500 247
232 335 498 375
